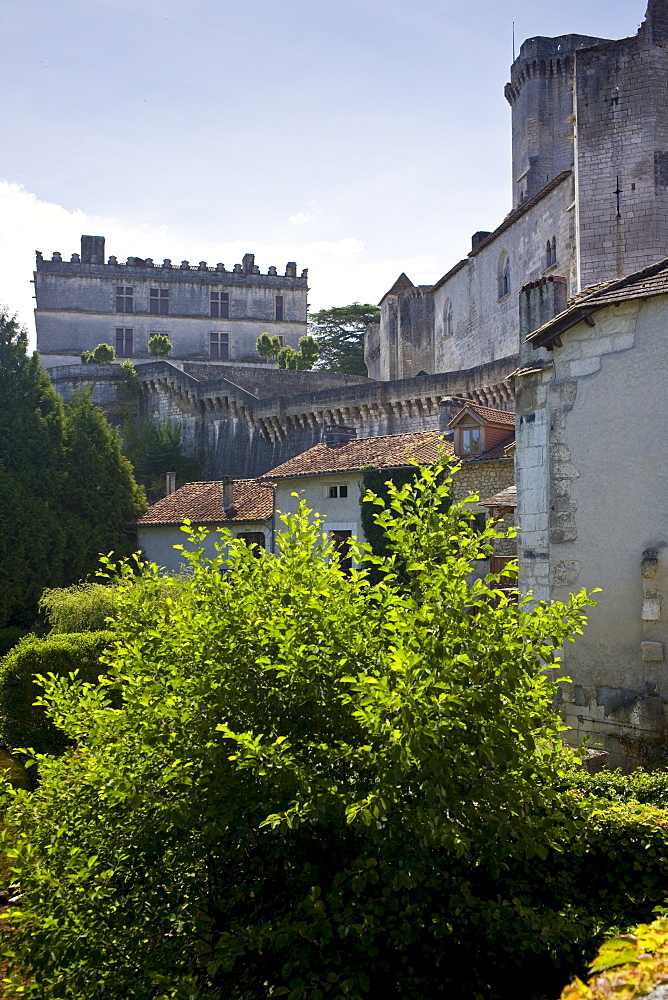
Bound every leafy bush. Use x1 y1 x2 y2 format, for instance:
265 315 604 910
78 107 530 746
0 628 31 658
0 631 113 756
561 915 668 998
563 766 668 809
148 334 172 357
39 583 117 634
0 461 604 1000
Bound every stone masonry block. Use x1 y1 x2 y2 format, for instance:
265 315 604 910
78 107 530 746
569 357 601 378
641 642 664 662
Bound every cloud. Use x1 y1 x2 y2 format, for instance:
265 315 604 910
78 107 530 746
0 181 445 343
289 211 310 225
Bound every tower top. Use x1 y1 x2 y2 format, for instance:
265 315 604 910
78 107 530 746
644 0 668 45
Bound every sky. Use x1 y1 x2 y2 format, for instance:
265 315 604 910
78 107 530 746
0 0 647 346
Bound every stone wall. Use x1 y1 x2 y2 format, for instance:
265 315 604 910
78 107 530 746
575 8 668 288
450 460 515 506
35 243 308 364
516 294 668 766
48 355 518 480
505 34 604 206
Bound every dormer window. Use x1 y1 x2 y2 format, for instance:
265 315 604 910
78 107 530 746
461 427 481 455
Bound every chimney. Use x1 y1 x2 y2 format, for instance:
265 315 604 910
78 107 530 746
242 253 255 274
471 231 492 251
323 425 357 448
81 235 105 264
165 471 176 496
222 475 234 512
438 397 466 438
519 275 568 362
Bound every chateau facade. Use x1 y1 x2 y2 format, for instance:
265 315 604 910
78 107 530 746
34 235 309 367
366 0 668 381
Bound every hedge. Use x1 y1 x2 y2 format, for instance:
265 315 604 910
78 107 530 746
0 631 113 756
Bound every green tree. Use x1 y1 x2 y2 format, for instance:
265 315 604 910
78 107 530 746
122 418 202 502
256 333 282 361
61 390 146 580
276 336 319 370
148 335 172 358
0 310 68 624
308 302 380 375
0 311 145 625
0 460 615 1000
81 343 115 364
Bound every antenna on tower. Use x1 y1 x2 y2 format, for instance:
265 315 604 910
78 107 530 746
512 21 516 62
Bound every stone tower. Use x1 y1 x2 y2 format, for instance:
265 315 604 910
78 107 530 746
505 33 605 207
574 0 668 287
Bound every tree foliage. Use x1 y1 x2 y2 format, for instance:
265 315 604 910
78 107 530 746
0 460 626 1000
308 303 380 376
256 333 282 361
81 343 115 364
0 310 145 626
277 336 319 370
122 418 202 502
148 335 172 358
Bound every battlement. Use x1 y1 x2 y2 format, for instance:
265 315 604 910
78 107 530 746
35 237 308 284
505 34 607 105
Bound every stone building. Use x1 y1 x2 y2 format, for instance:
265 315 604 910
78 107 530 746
34 235 309 367
367 0 668 382
133 478 274 574
515 258 668 764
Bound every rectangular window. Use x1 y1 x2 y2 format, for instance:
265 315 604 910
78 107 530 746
150 288 169 315
209 331 229 360
210 291 230 318
236 531 265 555
331 530 353 573
115 328 133 357
275 295 284 322
461 428 481 455
327 485 348 499
115 286 133 313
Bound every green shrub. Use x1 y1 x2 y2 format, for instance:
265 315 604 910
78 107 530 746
39 583 117 634
148 334 172 357
0 628 30 658
0 631 113 756
562 766 668 809
0 461 602 1000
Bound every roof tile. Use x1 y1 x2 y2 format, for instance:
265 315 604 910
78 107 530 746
262 432 453 479
134 480 273 526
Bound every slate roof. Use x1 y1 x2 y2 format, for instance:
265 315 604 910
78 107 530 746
262 431 453 480
479 485 517 508
133 480 273 526
378 272 415 304
527 256 668 350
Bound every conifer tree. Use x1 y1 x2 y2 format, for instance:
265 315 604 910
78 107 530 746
0 309 146 625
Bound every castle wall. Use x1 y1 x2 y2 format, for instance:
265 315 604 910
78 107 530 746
432 173 576 374
575 15 668 288
48 357 517 481
505 34 605 206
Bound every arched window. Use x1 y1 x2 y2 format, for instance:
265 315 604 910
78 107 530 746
497 252 511 300
443 299 453 338
546 236 557 268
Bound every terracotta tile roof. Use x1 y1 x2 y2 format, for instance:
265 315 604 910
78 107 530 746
527 255 668 349
479 485 517 508
133 480 273 526
463 433 515 464
262 431 453 480
450 402 515 427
